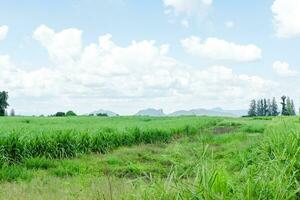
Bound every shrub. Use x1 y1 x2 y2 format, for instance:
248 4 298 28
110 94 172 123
97 113 108 117
66 111 77 116
55 112 66 117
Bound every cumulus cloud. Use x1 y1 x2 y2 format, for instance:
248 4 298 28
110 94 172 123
1 25 276 114
33 25 82 63
163 0 212 16
0 25 8 41
181 36 262 62
272 0 300 38
272 61 298 77
162 0 212 27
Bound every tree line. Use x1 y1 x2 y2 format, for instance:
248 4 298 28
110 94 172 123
0 91 109 117
248 96 296 117
1 91 298 117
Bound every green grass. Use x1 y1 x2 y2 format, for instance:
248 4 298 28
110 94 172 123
0 116 299 199
0 116 220 164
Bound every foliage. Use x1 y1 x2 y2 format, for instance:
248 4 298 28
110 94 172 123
0 91 9 117
0 116 299 199
248 99 256 117
66 110 77 116
248 96 295 117
55 112 66 117
9 109 15 117
97 113 108 117
0 116 220 165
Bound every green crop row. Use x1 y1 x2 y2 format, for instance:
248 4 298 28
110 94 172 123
0 116 221 165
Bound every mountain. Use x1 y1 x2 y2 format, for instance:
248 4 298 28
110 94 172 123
135 108 165 116
169 108 247 117
211 107 247 116
90 109 118 117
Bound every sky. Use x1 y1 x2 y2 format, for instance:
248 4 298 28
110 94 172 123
0 0 300 115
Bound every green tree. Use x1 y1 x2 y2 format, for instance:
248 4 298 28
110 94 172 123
266 99 272 116
97 113 108 117
248 99 257 117
281 96 289 116
55 112 66 117
256 99 264 116
263 99 268 116
0 91 9 116
286 97 292 116
10 109 15 116
291 99 296 116
256 99 261 116
271 97 279 116
66 110 77 116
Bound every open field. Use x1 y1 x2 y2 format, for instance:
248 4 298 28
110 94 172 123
0 116 299 199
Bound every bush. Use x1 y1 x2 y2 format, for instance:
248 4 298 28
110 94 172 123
55 112 66 117
66 111 77 116
97 113 108 117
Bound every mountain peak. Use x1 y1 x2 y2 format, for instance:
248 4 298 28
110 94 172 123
135 108 165 116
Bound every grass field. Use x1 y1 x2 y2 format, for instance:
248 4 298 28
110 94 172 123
0 116 299 199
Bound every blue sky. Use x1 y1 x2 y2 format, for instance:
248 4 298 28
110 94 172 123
0 0 299 115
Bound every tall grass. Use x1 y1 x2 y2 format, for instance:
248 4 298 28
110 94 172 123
128 117 300 199
0 116 221 165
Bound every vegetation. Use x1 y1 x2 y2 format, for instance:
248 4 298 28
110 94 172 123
55 112 66 117
0 116 298 199
1 91 300 199
9 109 15 117
0 116 219 165
248 96 295 117
97 113 108 117
66 110 77 116
0 91 9 116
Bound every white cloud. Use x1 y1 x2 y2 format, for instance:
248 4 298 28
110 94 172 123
33 25 82 63
272 0 300 38
225 21 234 28
181 36 262 62
0 25 8 41
163 0 212 16
180 19 189 28
162 0 212 27
272 61 298 77
1 25 276 114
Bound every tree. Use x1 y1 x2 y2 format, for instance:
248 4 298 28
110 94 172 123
55 112 66 117
97 113 108 117
263 99 268 116
248 99 257 117
266 99 272 116
291 99 296 116
256 99 261 116
256 99 265 116
10 109 15 116
281 96 289 116
66 110 77 116
0 91 9 116
285 97 296 116
271 97 279 116
286 97 292 116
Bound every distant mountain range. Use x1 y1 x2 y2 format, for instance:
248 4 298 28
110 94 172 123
169 107 246 117
90 107 247 117
89 109 118 117
135 108 165 116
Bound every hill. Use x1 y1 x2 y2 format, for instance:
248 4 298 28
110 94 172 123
135 108 165 116
90 109 118 117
